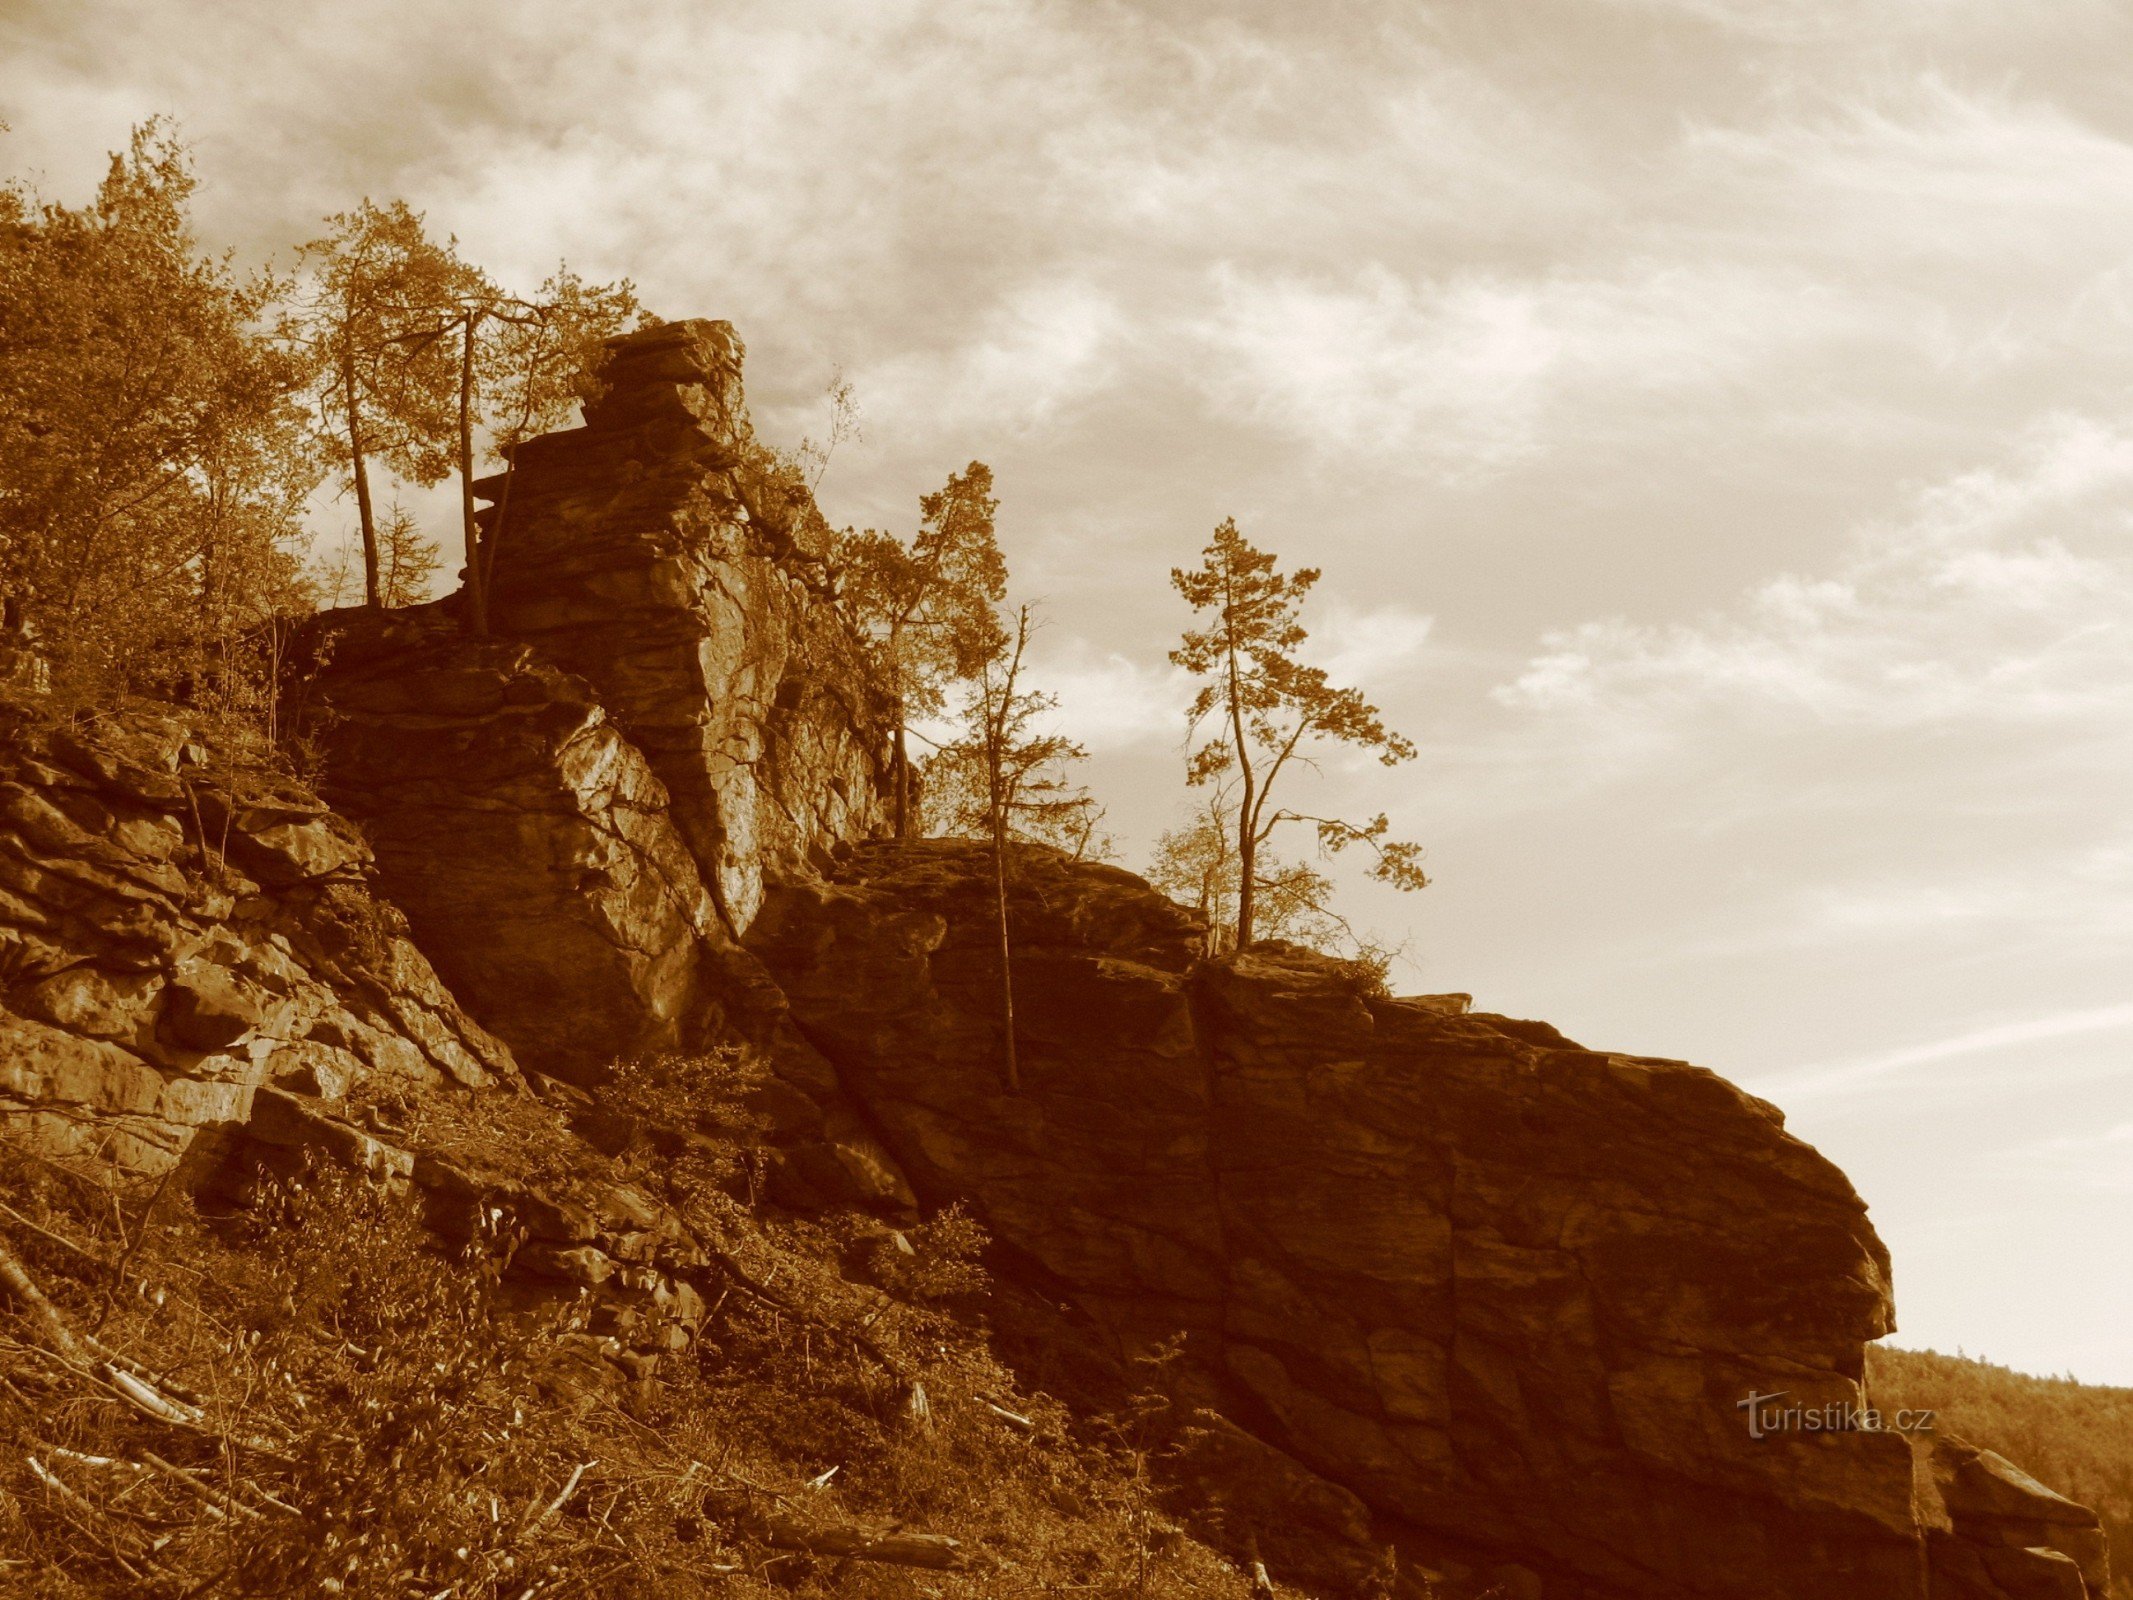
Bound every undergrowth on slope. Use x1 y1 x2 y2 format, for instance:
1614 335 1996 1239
0 1060 1275 1599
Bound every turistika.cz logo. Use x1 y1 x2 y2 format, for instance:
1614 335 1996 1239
1736 1391 1936 1440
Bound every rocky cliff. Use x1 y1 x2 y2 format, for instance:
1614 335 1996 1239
748 840 2108 1600
478 318 887 935
0 318 2109 1600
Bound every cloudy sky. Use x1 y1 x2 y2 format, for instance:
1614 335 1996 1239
6 0 2129 1382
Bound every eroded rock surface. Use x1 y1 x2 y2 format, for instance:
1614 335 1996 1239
295 607 734 1081
480 318 889 932
750 839 2106 1600
0 708 514 1174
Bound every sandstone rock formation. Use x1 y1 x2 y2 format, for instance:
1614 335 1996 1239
0 707 514 1175
750 839 2109 1600
1927 1435 2112 1600
479 318 888 934
292 606 734 1081
1 310 2106 1600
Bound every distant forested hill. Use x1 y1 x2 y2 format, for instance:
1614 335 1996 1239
1869 1345 2133 1597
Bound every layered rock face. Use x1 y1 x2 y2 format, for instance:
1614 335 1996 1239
293 606 733 1081
292 320 890 1082
0 709 514 1175
750 840 2107 1600
480 318 888 934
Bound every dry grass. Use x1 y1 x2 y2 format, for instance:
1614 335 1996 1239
0 1060 1275 1600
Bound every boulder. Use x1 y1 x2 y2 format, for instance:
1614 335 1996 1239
1924 1434 2109 1595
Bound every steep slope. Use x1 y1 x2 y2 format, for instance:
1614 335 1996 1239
0 704 514 1176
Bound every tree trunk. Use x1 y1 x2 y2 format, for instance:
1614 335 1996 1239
992 825 1018 1093
457 313 485 637
480 450 515 621
342 359 379 608
702 1492 966 1570
1222 564 1258 951
892 717 910 840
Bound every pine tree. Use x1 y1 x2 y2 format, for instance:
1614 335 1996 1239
835 463 1008 838
377 504 442 608
927 605 1098 1091
289 200 464 608
1170 518 1427 950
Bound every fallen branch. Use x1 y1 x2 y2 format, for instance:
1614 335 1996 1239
138 1450 266 1522
108 1366 207 1429
0 1198 113 1268
975 1394 1035 1432
703 1489 966 1571
0 1233 202 1404
0 1235 96 1365
523 1460 594 1535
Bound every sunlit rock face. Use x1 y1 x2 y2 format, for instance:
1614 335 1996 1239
751 838 2105 1600
287 318 891 1083
482 318 889 934
290 607 731 1082
0 708 516 1174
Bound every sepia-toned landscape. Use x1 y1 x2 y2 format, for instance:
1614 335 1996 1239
3 6 2130 1598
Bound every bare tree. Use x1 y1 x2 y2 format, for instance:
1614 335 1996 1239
834 463 1007 838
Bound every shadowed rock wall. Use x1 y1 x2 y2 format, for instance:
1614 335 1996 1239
749 840 2108 1600
290 608 731 1081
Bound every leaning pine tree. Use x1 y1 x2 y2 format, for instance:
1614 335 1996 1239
1169 517 1428 951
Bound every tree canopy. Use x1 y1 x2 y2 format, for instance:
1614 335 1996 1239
288 199 467 608
1169 517 1427 950
0 120 317 709
835 462 1008 837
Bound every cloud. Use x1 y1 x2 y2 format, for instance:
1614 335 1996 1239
1994 1119 2133 1194
1598 0 2119 47
1764 1003 2133 1105
1314 600 1436 687
1495 413 2133 736
1027 640 1191 754
1681 76 2133 274
850 279 1128 441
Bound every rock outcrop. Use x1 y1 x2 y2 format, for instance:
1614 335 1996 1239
0 708 514 1175
480 318 888 934
291 607 735 1081
291 318 892 1088
750 840 2108 1600
2 310 2105 1600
